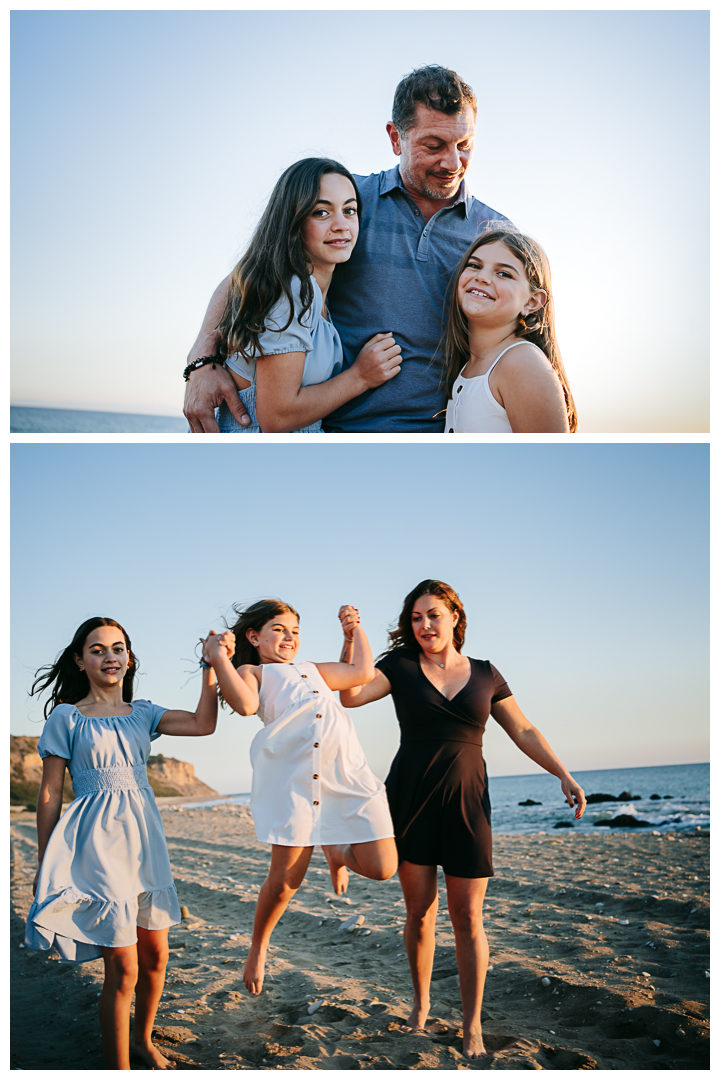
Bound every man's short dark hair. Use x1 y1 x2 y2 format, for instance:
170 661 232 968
392 65 477 138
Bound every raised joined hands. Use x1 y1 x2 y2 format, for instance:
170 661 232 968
201 630 237 664
338 605 360 641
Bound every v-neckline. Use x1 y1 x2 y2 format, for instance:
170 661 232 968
418 655 473 703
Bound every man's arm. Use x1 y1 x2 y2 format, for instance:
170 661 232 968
183 275 251 433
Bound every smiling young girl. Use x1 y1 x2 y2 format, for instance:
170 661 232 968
195 157 402 432
26 617 224 1070
204 600 396 994
443 229 577 433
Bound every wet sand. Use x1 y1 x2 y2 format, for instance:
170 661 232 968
11 803 709 1070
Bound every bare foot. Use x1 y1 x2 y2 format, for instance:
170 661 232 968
243 943 267 995
130 1041 176 1069
399 1000 431 1032
462 1027 487 1059
322 845 350 895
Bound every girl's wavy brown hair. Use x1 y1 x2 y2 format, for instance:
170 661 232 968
31 617 138 719
379 580 467 659
226 599 300 669
216 158 361 360
442 228 577 432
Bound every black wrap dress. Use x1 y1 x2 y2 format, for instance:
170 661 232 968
376 648 513 878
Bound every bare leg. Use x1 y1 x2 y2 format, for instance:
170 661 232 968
130 926 175 1069
446 874 489 1059
244 845 314 994
322 837 397 894
98 944 139 1070
397 861 439 1031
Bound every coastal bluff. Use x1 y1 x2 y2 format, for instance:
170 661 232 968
10 736 217 805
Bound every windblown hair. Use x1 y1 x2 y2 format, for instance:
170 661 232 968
441 228 578 432
379 580 467 659
226 599 300 669
392 65 477 138
216 159 361 360
30 617 138 720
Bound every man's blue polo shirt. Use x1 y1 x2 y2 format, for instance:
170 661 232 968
323 166 508 433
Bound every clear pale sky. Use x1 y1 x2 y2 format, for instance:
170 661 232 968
10 443 709 795
11 9 708 432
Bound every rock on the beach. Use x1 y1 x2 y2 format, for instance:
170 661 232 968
586 791 641 803
541 977 551 986
594 814 651 828
519 799 542 806
307 1000 323 1015
339 913 365 933
650 794 661 800
553 821 574 828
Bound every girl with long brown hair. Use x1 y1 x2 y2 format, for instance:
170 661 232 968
204 600 396 996
201 157 402 432
341 580 586 1060
26 617 223 1070
443 229 577 433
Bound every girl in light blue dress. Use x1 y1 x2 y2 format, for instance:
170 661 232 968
26 616 224 1071
208 157 402 432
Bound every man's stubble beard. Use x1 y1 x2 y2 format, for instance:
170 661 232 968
401 161 464 202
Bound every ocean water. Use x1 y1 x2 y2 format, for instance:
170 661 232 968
10 406 187 433
182 762 709 835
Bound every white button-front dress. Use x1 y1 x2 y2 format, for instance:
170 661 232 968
250 662 394 847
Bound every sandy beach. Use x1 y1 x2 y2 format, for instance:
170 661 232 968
11 802 709 1070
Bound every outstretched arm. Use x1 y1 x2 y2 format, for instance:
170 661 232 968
33 755 67 893
491 696 586 817
184 275 251 433
329 614 392 707
203 631 261 716
155 636 220 736
315 606 377 691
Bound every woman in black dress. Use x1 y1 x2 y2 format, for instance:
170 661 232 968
340 580 586 1060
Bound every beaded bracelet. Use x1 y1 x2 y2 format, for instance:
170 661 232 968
199 660 212 670
183 355 226 382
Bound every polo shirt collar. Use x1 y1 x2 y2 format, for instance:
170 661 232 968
380 165 471 218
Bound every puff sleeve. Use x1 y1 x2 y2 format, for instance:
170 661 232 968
37 706 75 760
257 277 318 356
131 700 169 741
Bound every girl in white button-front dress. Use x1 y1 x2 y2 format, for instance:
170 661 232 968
204 599 396 994
26 616 225 1070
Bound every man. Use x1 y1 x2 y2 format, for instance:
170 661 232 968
184 65 508 433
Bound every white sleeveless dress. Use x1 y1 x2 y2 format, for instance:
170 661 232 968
249 661 394 847
445 340 541 433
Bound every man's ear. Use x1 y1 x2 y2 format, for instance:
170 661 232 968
386 121 402 158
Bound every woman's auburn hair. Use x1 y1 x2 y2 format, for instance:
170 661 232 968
216 158 361 360
30 617 138 720
441 228 578 432
379 579 467 659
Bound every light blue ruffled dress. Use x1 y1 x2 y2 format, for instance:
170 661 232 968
25 701 181 962
217 275 344 433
